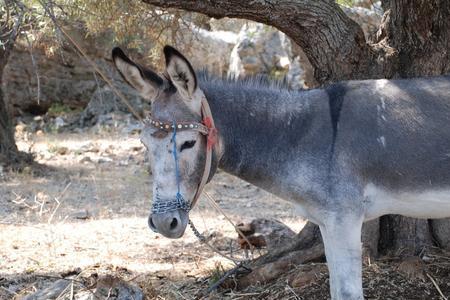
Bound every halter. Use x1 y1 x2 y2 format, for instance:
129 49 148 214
148 97 218 214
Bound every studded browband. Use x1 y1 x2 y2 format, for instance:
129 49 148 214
145 96 218 211
146 118 209 136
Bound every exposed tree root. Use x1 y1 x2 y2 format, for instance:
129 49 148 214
229 222 324 289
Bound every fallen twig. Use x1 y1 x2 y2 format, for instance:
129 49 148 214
426 273 448 300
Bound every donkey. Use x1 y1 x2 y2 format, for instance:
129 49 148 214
112 45 450 299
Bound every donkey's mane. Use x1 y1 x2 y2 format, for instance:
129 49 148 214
197 71 295 93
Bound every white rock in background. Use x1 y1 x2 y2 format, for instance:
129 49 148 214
341 6 382 38
228 23 306 89
209 17 248 33
181 25 238 77
54 117 65 129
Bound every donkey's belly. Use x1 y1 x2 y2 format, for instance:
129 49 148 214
364 183 450 220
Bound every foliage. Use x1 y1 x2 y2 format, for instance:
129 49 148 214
2 0 210 66
336 0 357 7
47 102 76 116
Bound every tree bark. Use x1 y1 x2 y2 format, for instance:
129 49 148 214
375 0 450 78
0 0 30 168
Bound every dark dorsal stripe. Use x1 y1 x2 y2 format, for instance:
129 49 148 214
326 83 347 157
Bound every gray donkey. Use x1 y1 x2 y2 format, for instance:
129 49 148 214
112 45 450 300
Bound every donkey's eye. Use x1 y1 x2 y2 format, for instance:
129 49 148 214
180 140 196 152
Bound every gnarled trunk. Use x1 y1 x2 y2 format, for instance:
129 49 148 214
0 76 19 165
0 0 30 168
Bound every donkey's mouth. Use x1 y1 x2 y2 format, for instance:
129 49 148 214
148 209 189 239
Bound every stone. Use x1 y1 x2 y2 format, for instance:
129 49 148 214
22 279 71 300
94 275 144 300
228 23 309 89
180 24 238 77
71 210 90 220
56 146 69 155
54 117 65 129
341 6 382 38
97 157 113 164
79 84 146 127
209 17 247 33
79 156 92 163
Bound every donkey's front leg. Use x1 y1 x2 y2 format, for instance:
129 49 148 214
320 215 364 300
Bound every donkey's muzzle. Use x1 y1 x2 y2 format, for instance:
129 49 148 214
148 209 188 239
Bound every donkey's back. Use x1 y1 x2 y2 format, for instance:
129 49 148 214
331 75 450 220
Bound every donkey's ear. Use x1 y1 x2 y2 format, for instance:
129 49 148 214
112 47 163 100
164 45 197 100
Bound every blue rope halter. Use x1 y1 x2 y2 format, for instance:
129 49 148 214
150 120 190 214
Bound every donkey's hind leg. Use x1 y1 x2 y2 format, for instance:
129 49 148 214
320 215 364 300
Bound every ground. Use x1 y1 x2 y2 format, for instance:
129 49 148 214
1 115 450 299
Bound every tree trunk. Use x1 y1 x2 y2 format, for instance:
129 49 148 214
0 0 30 168
0 76 20 165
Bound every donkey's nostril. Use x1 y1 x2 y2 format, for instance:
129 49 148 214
148 216 157 232
170 218 178 230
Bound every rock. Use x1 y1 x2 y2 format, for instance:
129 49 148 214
228 23 309 89
94 275 144 300
79 84 147 127
56 146 69 155
236 218 296 251
2 21 122 117
353 0 382 11
22 279 71 300
209 17 247 33
96 157 113 164
79 156 92 164
118 160 129 166
4 45 97 116
54 117 65 129
73 291 93 300
71 210 90 220
180 24 238 77
341 6 382 38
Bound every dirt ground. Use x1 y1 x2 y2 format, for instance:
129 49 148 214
0 123 304 299
1 120 450 299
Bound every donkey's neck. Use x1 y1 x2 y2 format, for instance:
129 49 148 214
201 79 330 196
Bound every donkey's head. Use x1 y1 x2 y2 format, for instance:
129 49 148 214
112 46 215 239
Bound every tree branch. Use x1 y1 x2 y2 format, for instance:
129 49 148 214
142 0 373 84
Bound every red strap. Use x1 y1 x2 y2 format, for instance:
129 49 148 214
203 116 218 149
